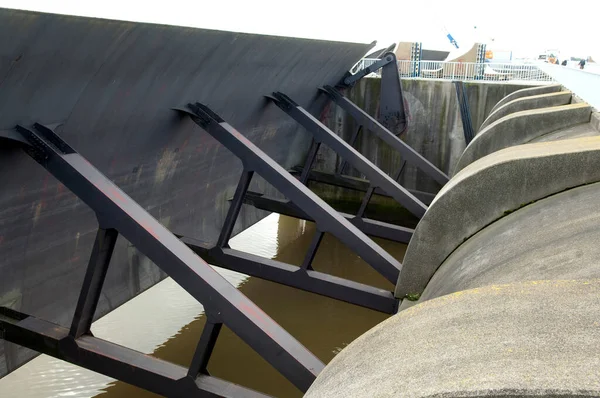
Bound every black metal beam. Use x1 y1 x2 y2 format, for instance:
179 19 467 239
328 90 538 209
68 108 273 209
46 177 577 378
454 81 475 144
242 191 413 244
378 53 408 135
321 85 449 185
188 315 223 377
70 227 118 338
339 124 362 175
0 307 270 398
175 103 402 284
268 92 427 219
12 123 322 393
217 170 254 248
289 168 436 205
299 140 321 185
180 237 398 314
301 231 324 270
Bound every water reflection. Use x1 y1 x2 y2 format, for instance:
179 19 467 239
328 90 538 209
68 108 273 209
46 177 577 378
0 214 405 397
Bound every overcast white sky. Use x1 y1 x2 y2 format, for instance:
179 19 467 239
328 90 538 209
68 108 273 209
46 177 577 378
1 0 598 59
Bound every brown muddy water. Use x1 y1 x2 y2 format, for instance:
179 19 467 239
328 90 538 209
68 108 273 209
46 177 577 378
0 214 406 397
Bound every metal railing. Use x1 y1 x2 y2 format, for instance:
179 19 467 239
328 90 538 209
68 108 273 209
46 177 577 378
400 61 554 82
349 59 555 82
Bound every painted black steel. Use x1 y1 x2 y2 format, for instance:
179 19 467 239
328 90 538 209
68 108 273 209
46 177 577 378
181 238 398 314
0 308 270 398
188 314 223 377
454 81 475 144
321 85 449 186
268 92 427 219
175 103 402 283
299 140 321 185
217 170 254 248
338 124 362 175
241 192 413 244
343 52 408 134
301 231 324 270
70 227 118 339
5 124 323 395
378 53 409 134
343 54 395 85
356 160 406 219
290 168 436 205
0 8 372 378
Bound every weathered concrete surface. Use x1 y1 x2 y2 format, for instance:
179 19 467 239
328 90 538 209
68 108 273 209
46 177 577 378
455 103 592 173
479 91 572 131
488 83 563 116
464 82 537 133
395 136 600 299
307 279 600 398
529 122 600 142
421 183 600 302
0 8 371 377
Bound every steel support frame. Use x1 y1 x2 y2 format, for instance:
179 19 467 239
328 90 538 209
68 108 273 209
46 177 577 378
174 103 401 304
0 307 268 398
284 124 416 243
320 85 449 186
2 123 323 396
181 237 397 313
267 92 427 219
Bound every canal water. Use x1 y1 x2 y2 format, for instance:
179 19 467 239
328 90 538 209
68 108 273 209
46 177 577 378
0 214 406 397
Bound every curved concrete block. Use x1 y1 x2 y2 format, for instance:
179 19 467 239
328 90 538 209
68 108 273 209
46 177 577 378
455 103 591 173
307 280 600 398
488 83 562 115
421 182 600 302
480 91 572 131
395 136 600 299
529 122 599 143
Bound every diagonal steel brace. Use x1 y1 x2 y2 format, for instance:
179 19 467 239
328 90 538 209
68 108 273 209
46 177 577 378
267 92 427 218
320 85 449 185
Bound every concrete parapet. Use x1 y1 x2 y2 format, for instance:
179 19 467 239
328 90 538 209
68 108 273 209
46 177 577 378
395 136 600 299
479 91 572 131
307 279 600 398
488 83 562 115
455 103 592 173
420 182 600 302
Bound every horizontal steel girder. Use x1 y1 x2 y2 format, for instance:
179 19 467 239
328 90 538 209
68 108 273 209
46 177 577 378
180 237 398 314
289 167 436 205
267 92 427 219
242 191 413 244
320 85 449 185
174 103 402 284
